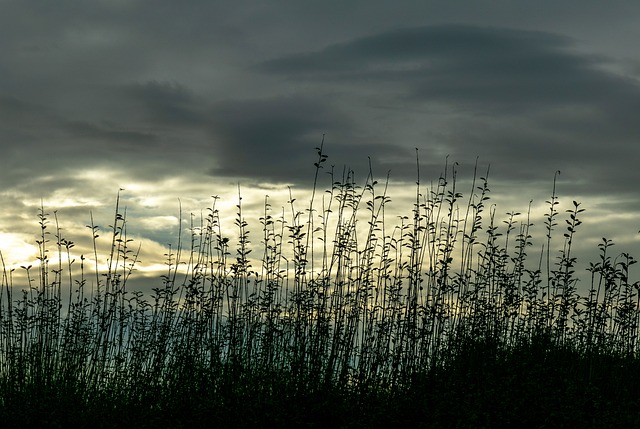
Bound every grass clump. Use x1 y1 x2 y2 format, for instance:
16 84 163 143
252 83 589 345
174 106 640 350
1 145 640 428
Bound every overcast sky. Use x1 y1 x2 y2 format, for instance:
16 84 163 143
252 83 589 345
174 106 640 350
1 0 640 290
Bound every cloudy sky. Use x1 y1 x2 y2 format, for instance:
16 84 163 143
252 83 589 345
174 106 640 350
2 0 640 290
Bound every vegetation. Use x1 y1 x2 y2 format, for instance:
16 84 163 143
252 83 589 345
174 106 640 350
1 146 640 428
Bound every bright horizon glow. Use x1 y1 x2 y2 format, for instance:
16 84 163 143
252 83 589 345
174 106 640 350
3 166 639 298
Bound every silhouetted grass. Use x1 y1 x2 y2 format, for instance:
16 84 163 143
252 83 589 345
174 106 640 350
1 145 640 428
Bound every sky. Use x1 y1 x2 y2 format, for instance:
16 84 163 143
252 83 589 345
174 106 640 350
1 0 640 292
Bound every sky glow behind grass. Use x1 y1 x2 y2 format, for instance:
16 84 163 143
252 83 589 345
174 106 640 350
1 1 640 294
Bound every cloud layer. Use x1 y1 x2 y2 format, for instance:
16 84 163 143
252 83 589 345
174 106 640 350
1 2 639 282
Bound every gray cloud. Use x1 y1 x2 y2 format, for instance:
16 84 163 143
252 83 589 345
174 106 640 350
206 96 348 181
260 25 639 112
255 24 640 198
205 95 419 184
260 25 570 73
121 81 206 128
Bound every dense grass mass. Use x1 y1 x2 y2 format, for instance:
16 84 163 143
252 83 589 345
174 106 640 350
2 147 640 427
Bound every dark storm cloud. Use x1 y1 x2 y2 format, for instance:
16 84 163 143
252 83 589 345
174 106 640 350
260 24 639 111
0 92 157 152
205 95 414 183
259 25 570 75
121 81 206 128
257 24 640 197
64 121 157 145
0 4 638 194
0 95 58 133
0 86 204 192
207 97 347 181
